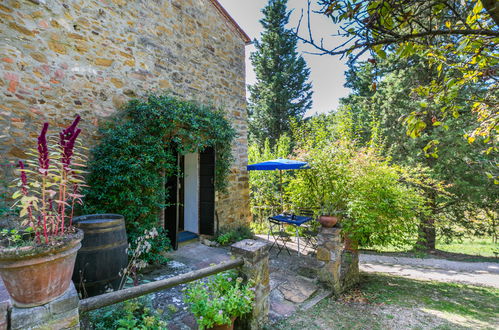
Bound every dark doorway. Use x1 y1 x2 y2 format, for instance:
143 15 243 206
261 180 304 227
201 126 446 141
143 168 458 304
164 148 216 249
199 147 216 236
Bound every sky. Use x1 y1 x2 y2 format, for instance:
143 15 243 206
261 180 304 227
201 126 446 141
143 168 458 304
217 0 351 116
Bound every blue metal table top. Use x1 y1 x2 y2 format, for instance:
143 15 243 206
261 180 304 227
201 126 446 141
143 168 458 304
269 214 313 226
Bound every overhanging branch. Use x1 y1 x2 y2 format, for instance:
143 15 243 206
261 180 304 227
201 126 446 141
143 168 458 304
298 28 499 57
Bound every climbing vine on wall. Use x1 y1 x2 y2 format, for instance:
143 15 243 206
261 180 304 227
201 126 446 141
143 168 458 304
82 95 236 258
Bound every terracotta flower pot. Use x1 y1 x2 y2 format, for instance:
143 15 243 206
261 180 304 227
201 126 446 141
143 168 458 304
0 229 83 307
318 215 340 228
208 317 236 330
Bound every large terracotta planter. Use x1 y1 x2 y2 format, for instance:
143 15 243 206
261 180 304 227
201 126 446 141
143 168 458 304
209 317 236 330
0 229 83 307
318 215 341 228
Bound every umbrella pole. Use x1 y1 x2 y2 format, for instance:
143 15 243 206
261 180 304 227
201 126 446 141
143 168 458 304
279 170 283 212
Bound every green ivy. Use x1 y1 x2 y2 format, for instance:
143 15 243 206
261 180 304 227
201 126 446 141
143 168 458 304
82 95 236 259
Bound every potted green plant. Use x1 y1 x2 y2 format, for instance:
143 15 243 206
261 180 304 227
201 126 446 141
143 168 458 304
0 117 86 307
184 270 255 330
318 202 345 228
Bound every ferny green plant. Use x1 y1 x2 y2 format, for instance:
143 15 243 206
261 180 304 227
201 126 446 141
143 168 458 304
184 270 255 329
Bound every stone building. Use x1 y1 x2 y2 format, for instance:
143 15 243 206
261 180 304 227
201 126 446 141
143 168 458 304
0 0 252 246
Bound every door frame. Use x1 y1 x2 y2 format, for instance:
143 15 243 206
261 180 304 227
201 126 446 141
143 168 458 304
165 148 216 249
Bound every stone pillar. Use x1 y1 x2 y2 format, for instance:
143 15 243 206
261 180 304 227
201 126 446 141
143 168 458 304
9 283 80 330
316 227 359 294
231 239 270 330
0 278 11 330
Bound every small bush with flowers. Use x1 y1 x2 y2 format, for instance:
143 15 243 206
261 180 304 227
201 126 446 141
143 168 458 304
118 227 162 289
184 270 255 329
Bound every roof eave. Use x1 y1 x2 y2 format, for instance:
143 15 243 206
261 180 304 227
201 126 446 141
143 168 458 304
208 0 252 45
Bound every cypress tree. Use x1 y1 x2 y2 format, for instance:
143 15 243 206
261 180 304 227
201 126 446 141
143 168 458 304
248 0 313 144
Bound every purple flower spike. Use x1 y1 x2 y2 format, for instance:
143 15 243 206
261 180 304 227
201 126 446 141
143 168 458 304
60 116 82 168
37 122 50 173
60 115 81 145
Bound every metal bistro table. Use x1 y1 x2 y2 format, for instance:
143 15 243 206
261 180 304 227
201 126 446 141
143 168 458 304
267 213 314 256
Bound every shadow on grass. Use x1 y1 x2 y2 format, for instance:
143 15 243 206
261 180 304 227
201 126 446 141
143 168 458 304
360 273 498 322
361 248 499 263
269 273 498 330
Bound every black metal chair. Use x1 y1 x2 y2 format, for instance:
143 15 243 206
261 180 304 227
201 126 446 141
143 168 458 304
295 209 319 254
267 216 292 256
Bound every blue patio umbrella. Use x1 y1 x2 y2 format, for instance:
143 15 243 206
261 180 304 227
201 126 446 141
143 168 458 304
247 158 309 171
247 158 310 209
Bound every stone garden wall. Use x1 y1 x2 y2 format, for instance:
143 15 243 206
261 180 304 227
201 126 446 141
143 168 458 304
0 0 251 227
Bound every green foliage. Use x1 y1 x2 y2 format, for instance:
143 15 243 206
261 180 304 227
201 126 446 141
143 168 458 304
310 0 498 151
288 140 427 247
0 228 35 247
340 56 498 243
214 226 254 246
85 297 167 329
248 0 313 144
0 164 13 218
287 141 351 216
82 95 236 263
184 270 255 330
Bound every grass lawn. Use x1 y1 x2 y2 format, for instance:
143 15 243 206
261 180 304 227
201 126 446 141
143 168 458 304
364 236 498 262
436 237 498 257
270 274 499 330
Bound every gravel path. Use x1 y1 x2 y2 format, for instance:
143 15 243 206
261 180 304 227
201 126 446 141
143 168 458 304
360 254 499 288
256 234 499 288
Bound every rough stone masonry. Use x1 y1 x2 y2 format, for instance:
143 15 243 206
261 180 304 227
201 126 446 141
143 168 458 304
0 0 251 227
316 227 360 294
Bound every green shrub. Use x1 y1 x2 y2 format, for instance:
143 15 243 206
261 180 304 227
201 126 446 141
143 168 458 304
288 140 428 248
184 270 254 329
85 297 167 329
214 226 254 246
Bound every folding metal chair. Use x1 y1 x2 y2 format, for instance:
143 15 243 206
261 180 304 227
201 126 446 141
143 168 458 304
296 209 319 253
267 217 292 256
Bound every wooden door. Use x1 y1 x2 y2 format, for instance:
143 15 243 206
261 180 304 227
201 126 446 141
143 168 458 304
199 147 216 235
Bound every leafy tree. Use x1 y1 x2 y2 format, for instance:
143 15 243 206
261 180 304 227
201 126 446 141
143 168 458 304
249 0 313 144
339 56 498 249
298 0 498 161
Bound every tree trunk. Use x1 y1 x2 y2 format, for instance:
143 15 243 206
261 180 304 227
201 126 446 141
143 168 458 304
416 216 436 250
416 189 436 250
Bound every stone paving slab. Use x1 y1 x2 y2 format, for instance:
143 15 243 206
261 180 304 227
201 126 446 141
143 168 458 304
278 276 318 303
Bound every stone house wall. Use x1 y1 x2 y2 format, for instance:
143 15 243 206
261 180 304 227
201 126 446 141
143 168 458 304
0 0 251 228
